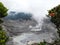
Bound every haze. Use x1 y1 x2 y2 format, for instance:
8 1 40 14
0 0 60 22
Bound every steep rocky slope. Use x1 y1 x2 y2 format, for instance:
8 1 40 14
2 12 58 45
2 12 37 37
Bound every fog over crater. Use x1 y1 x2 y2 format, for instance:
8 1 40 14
0 0 60 45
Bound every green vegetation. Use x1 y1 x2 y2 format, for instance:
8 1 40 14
48 5 60 37
0 2 8 18
0 2 9 45
0 30 9 45
38 41 46 45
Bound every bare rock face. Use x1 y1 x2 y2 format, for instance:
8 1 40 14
2 19 37 37
11 18 59 45
2 12 59 45
2 12 37 37
27 41 39 45
2 13 37 45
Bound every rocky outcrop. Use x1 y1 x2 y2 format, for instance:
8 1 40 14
2 19 37 37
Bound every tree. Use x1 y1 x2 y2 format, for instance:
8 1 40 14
0 2 9 45
47 5 60 37
0 2 8 18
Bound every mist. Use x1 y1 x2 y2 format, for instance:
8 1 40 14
0 0 60 22
1 0 60 45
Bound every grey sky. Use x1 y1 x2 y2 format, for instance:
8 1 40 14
0 0 60 22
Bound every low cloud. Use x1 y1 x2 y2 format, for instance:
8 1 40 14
0 0 60 22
